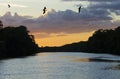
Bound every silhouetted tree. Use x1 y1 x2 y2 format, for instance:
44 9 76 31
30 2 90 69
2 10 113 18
0 25 39 59
0 20 3 29
40 26 120 55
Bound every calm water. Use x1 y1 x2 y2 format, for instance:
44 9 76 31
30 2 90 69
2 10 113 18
0 52 120 79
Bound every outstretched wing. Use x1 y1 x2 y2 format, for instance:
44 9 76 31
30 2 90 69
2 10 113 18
8 4 11 8
78 6 81 13
43 7 47 14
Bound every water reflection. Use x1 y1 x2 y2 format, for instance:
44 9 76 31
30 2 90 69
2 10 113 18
104 64 120 70
36 53 49 56
0 52 119 79
73 57 120 63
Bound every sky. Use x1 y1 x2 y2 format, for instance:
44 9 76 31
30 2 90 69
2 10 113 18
0 0 120 47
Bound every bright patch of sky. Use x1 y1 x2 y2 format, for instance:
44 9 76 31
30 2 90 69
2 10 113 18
0 0 89 17
0 0 120 46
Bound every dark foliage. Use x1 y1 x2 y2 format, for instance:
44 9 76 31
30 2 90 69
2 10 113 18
86 26 120 55
0 26 39 59
40 26 120 55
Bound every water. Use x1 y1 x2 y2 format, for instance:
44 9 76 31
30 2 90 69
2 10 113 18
0 52 120 79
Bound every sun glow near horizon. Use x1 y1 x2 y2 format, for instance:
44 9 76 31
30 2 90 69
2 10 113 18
1 0 120 47
35 31 94 47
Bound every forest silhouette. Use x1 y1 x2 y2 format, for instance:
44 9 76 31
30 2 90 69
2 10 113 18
0 25 39 59
40 26 120 55
0 23 120 59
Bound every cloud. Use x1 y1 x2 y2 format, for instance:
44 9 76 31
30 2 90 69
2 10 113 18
88 2 120 15
12 4 28 8
61 0 119 2
62 0 120 13
62 0 120 14
0 8 119 38
0 3 28 8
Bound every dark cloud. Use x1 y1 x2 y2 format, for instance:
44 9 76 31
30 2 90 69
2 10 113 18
63 0 120 15
88 1 120 15
89 1 120 10
0 8 118 37
0 0 119 40
62 0 119 2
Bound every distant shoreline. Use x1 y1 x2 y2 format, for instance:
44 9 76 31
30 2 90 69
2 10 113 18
39 26 120 56
1 26 120 60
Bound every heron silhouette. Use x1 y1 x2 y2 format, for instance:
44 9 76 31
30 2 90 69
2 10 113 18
78 6 81 13
8 4 11 8
43 7 47 14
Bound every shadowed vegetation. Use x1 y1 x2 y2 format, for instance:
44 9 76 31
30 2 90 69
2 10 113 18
40 26 120 55
0 26 39 59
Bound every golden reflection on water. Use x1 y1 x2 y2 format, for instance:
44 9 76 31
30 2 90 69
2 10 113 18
72 58 90 62
36 53 56 62
37 53 49 56
60 56 90 62
72 57 120 63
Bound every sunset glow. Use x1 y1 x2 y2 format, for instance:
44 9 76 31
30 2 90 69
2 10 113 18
35 31 94 47
0 0 120 46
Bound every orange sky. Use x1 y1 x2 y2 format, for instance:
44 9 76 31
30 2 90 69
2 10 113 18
35 31 94 47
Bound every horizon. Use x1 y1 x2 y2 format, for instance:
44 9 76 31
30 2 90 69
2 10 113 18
0 0 120 46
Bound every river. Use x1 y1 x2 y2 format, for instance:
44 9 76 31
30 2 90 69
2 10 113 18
0 52 120 79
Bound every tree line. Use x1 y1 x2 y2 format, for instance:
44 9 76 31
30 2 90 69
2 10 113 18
40 26 120 55
0 26 39 59
0 24 120 59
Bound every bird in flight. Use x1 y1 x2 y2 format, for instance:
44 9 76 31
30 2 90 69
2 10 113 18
43 7 47 14
78 6 81 13
8 4 11 8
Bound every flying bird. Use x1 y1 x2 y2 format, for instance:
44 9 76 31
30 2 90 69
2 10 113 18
43 7 47 14
78 6 81 13
8 4 11 8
